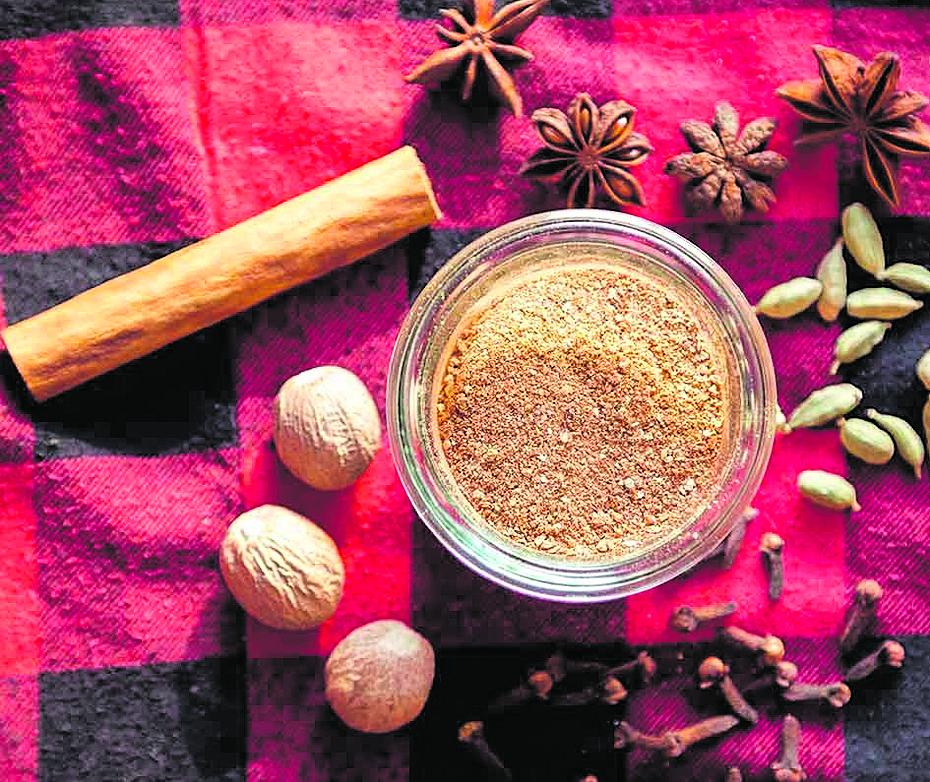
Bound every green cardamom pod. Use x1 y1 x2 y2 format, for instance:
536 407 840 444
785 383 863 432
754 277 823 318
837 417 894 465
866 408 926 479
917 348 930 391
876 262 930 295
815 238 847 322
846 288 923 320
829 320 891 375
842 202 885 278
797 470 861 512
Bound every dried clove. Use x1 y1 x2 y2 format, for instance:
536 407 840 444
664 715 740 757
771 714 807 782
740 660 799 699
719 626 786 666
845 639 905 682
706 507 759 567
549 674 628 707
759 532 785 600
544 652 608 683
545 652 631 706
783 681 851 708
608 651 658 686
488 668 553 711
614 721 676 754
839 579 883 654
615 716 739 757
458 721 513 782
671 601 738 633
697 656 759 723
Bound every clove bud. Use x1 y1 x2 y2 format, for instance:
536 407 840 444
664 715 740 758
458 721 513 782
671 601 737 633
549 674 628 707
840 579 882 654
705 507 759 567
488 669 553 711
615 716 739 757
783 681 851 708
697 656 759 723
759 532 785 600
740 660 799 699
719 626 785 666
845 639 905 682
608 650 658 686
771 714 807 782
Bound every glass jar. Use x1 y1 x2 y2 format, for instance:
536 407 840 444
387 210 777 602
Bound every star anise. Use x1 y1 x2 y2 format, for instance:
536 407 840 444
404 0 550 116
519 93 652 209
776 45 930 209
664 101 789 224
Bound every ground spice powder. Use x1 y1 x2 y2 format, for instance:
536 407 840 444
436 263 734 559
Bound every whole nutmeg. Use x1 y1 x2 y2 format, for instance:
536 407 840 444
325 619 435 733
219 504 344 630
273 365 381 491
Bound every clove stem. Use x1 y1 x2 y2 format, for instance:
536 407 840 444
783 681 851 708
845 639 905 682
771 715 806 782
839 579 882 654
671 601 737 633
458 721 513 782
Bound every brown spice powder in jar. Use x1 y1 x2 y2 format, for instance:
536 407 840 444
436 261 736 559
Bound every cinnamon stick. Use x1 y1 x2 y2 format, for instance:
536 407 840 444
2 146 441 402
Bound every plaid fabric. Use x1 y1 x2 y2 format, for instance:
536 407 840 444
0 1 927 780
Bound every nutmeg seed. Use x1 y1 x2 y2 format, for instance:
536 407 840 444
274 365 381 491
325 619 435 733
220 505 344 630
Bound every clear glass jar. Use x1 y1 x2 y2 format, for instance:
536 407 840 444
387 210 776 602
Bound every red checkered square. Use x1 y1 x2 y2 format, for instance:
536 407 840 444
187 19 412 229
626 430 847 643
0 30 209 254
35 452 242 672
0 465 39 676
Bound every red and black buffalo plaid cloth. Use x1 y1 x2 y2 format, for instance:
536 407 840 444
0 1 928 780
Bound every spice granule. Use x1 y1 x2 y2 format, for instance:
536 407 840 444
436 262 735 559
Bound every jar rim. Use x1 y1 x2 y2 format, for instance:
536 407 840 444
388 209 777 602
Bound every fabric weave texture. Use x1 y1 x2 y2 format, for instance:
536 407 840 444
0 1 928 781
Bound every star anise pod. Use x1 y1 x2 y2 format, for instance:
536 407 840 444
664 101 789 224
776 45 930 209
519 93 652 208
404 0 550 116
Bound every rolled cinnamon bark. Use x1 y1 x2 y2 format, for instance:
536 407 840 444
2 146 441 402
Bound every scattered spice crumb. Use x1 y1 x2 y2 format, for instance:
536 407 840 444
436 262 736 558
